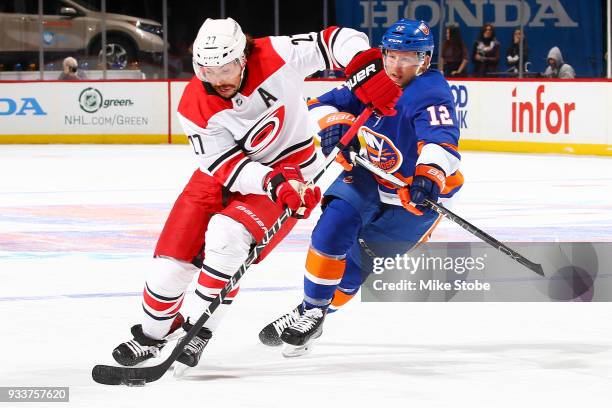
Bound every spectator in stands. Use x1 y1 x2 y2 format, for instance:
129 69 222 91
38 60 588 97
58 57 85 80
543 46 575 79
472 23 500 76
506 28 528 73
440 24 468 77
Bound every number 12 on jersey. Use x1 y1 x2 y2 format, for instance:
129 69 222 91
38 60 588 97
427 105 454 126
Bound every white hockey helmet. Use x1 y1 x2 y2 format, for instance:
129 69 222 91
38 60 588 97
192 17 247 80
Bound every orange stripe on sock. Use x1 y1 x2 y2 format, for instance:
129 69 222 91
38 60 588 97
330 289 356 308
305 248 346 280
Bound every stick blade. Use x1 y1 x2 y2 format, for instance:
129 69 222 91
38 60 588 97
92 365 128 385
92 364 163 386
532 263 545 277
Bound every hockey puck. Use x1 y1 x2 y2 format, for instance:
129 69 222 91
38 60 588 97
125 378 146 387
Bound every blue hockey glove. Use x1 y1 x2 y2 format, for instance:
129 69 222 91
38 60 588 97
318 112 361 165
399 164 446 216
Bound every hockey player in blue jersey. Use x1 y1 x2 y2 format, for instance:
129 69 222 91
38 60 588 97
259 19 464 356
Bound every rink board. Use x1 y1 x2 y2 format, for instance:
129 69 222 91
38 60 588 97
0 80 170 144
0 78 611 155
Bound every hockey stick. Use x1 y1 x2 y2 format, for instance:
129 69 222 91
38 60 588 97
351 153 545 277
91 106 374 386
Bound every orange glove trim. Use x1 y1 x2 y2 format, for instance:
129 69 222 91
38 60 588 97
317 112 356 129
415 164 446 191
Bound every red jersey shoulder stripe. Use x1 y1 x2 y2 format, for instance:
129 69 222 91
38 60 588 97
178 76 232 129
240 37 286 97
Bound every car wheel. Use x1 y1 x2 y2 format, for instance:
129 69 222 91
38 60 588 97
91 36 136 69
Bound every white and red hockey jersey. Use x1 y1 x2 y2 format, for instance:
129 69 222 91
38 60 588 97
177 27 369 195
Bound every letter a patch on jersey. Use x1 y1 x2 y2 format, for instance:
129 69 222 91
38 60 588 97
257 88 278 108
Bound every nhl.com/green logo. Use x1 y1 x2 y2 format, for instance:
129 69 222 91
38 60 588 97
78 87 134 113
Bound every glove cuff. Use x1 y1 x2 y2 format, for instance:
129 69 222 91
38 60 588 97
263 164 304 202
345 49 384 92
318 112 356 129
263 172 286 202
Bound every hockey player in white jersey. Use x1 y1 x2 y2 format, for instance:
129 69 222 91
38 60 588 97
110 17 400 368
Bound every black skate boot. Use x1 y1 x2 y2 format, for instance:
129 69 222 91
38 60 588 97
280 307 326 357
176 319 213 368
258 304 304 346
112 314 184 367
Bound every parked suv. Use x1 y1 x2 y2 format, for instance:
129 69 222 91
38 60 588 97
0 0 164 69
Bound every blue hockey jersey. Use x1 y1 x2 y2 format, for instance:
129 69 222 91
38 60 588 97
310 69 464 206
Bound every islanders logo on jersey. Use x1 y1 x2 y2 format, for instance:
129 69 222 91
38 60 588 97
361 126 403 173
241 105 285 155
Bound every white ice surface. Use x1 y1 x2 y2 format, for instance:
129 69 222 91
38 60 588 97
0 145 611 407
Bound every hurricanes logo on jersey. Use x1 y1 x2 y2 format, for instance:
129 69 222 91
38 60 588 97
241 105 285 155
361 126 403 173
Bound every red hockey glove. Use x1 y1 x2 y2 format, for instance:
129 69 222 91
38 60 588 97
264 164 322 219
399 164 446 216
345 48 401 116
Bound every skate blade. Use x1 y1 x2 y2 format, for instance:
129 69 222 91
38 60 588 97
173 362 191 378
282 342 315 358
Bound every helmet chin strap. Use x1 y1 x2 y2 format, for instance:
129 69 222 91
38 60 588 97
415 53 431 76
415 64 426 76
232 54 247 94
238 60 247 89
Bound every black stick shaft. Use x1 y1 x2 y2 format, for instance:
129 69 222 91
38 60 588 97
424 200 544 276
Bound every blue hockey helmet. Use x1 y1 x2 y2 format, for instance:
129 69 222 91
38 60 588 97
381 19 434 55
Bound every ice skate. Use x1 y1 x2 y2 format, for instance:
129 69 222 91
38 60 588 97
112 314 184 367
176 319 213 368
280 307 325 357
258 304 304 346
